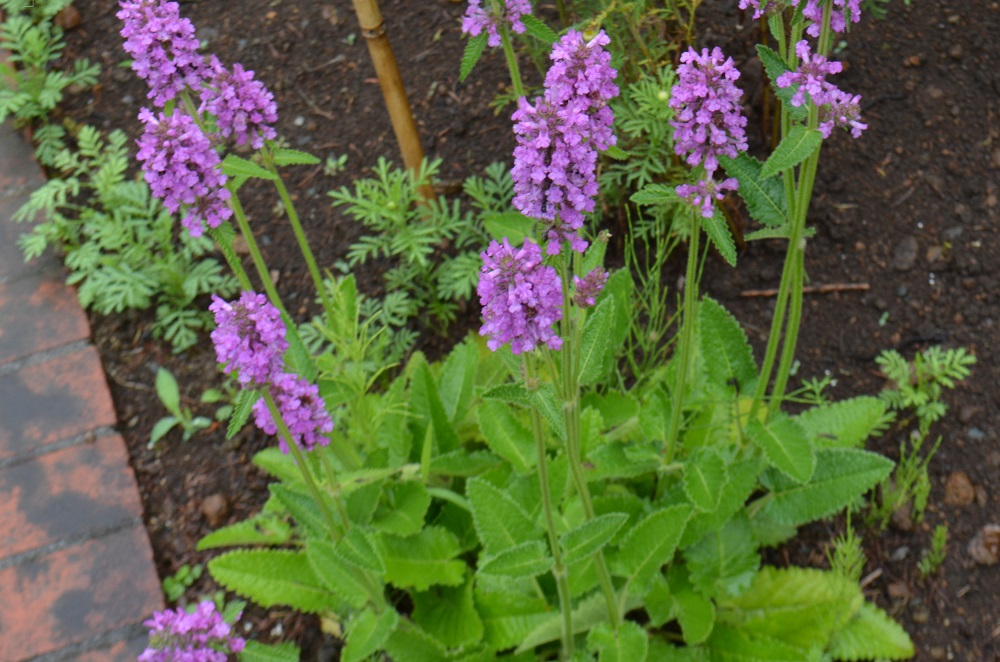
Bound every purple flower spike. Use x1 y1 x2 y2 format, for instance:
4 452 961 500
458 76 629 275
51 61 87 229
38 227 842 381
677 177 739 219
139 601 245 662
136 107 232 237
201 56 278 149
776 40 844 108
573 268 609 308
800 0 862 37
118 0 205 106
478 239 563 354
819 90 867 138
670 46 748 177
253 373 334 454
209 291 288 389
462 0 532 48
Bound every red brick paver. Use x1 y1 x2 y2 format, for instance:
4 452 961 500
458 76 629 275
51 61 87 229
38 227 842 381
0 118 163 660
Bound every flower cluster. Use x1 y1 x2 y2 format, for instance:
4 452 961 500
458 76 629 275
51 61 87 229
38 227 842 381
210 291 333 453
819 92 867 138
139 601 245 662
677 177 739 219
461 0 531 48
800 0 862 37
511 30 619 255
118 0 204 106
573 268 609 308
478 239 563 354
136 108 233 237
776 41 866 138
200 56 278 149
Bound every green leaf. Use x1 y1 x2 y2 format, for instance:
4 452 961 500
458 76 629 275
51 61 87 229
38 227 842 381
336 526 385 573
149 417 178 448
411 358 460 454
719 153 788 228
227 388 259 439
704 624 807 661
617 504 693 591
467 477 540 553
532 384 567 441
438 340 478 425
155 368 180 414
481 382 532 404
756 44 808 121
698 297 757 392
253 447 302 484
271 148 320 166
208 549 337 613
476 585 551 651
681 457 763 548
631 182 679 207
379 526 466 591
221 154 277 180
587 621 649 662
561 513 628 565
342 609 399 662
757 448 893 527
603 269 633 350
383 621 449 662
749 414 816 483
476 400 535 474
270 483 329 537
700 207 737 267
460 32 488 82
683 448 728 513
516 591 643 653
372 481 431 536
684 513 759 600
796 396 889 449
306 538 371 609
479 540 552 577
239 640 301 662
412 577 485 648
430 449 502 477
520 14 558 44
761 126 823 178
196 514 292 551
579 298 614 385
602 144 630 161
827 602 915 660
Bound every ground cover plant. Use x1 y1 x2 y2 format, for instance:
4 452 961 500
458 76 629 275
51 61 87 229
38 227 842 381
7 0 1000 650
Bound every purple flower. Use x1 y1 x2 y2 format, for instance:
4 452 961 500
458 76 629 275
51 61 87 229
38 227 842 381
478 238 563 354
511 30 618 255
200 56 278 149
800 0 862 37
254 373 333 453
775 40 844 107
819 90 867 138
209 291 288 388
738 0 782 19
139 601 245 662
461 0 532 48
118 0 205 106
573 268 609 308
677 177 739 219
670 46 748 177
136 107 232 237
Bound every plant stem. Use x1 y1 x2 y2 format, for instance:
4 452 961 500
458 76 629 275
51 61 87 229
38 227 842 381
499 24 524 100
207 226 253 291
226 182 289 317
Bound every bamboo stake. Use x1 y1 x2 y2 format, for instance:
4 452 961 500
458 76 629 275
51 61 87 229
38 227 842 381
350 0 436 201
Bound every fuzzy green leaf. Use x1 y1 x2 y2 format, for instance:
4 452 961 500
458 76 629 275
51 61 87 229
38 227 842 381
336 526 385 573
467 477 540 553
253 447 302 484
617 504 693 591
239 640 301 662
683 448 729 514
479 540 552 577
221 154 277 180
476 585 551 651
476 400 535 474
532 384 567 441
383 621 449 662
342 609 399 662
698 297 757 392
227 388 259 439
270 483 331 537
720 153 788 228
796 396 890 449
827 602 915 660
631 182 679 207
674 585 716 645
579 297 614 385
684 514 759 600
430 449 502 476
412 577 485 648
306 538 371 609
561 512 628 565
520 14 558 44
602 144 630 161
516 591 643 653
757 448 893 527
460 32 488 82
761 126 823 179
372 481 431 536
483 210 536 244
700 207 738 266
481 382 532 404
208 549 337 613
411 358 460 454
196 514 291 551
587 621 649 662
379 526 466 591
681 457 763 548
704 624 809 661
438 340 478 425
757 44 809 121
603 269 633 350
747 414 815 483
271 148 320 166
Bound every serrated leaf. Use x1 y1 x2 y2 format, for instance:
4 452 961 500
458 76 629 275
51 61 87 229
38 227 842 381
342 609 399 662
221 154 277 180
720 153 788 228
252 447 301 484
196 514 292 551
516 591 643 653
227 388 259 439
479 540 552 577
699 297 757 393
682 457 763 548
272 147 320 166
520 14 558 44
667 566 716 645
306 538 371 609
412 576 484 648
379 526 466 591
705 624 807 661
700 206 738 266
438 340 478 425
270 483 329 537
411 358 459 454
467 477 540 553
481 382 531 404
460 32 488 82
239 640 301 662
476 400 535 474
617 504 693 591
383 621 449 662
757 448 893 527
602 144 629 160
757 44 808 121
604 268 633 351
532 384 567 441
747 414 815 483
372 481 431 536
761 126 823 179
208 549 337 613
587 621 649 662
561 513 628 565
631 182 680 207
476 585 551 651
430 449 502 476
482 210 536 245
685 514 759 600
336 526 385 573
579 298 614 385
796 396 889 449
827 602 915 660
683 448 728 513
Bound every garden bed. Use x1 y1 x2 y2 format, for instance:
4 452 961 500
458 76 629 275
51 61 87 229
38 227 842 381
48 0 1000 658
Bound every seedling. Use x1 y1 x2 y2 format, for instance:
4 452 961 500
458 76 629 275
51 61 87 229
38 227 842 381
162 563 203 603
150 368 212 448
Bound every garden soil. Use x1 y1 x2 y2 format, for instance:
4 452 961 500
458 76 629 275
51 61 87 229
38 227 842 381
49 0 1000 658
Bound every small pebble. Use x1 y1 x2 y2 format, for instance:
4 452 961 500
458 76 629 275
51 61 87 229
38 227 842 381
201 494 230 528
944 471 975 506
968 524 1000 565
968 427 986 442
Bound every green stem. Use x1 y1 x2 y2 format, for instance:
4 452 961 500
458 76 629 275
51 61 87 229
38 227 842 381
555 0 568 28
207 226 253 291
664 210 701 462
499 24 524 100
226 182 288 317
318 450 352 529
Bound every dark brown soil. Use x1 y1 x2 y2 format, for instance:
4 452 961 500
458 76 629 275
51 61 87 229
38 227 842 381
52 0 1000 659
